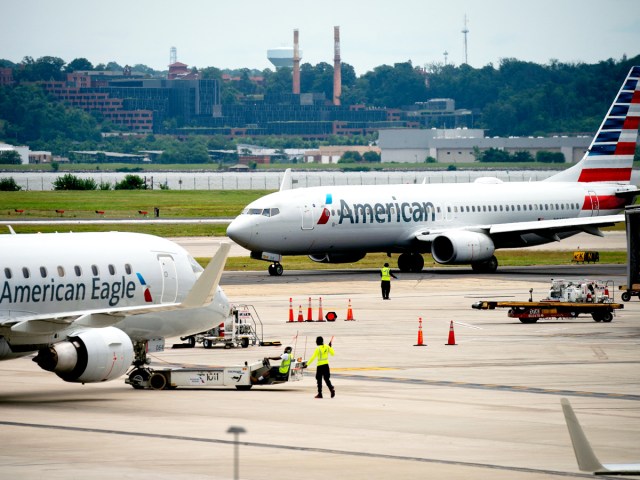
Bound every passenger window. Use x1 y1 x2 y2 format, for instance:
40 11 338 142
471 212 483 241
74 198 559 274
125 264 132 275
4 267 12 279
108 264 116 275
74 266 82 277
91 265 99 276
40 266 47 278
57 266 65 277
22 267 30 279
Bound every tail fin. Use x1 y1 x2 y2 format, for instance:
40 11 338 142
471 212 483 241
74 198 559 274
546 66 640 183
561 398 606 473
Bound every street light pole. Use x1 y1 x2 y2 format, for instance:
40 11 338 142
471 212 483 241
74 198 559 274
227 426 246 480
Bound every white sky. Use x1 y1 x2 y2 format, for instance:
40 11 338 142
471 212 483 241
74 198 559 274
2 0 639 75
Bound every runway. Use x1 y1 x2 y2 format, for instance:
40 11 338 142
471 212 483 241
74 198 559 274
1 262 638 479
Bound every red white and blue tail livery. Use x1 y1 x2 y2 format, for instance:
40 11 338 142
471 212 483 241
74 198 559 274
228 68 640 275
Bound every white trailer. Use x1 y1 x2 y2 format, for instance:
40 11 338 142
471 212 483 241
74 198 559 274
126 358 304 390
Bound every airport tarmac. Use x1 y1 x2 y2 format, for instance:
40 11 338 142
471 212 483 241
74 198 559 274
1 261 638 479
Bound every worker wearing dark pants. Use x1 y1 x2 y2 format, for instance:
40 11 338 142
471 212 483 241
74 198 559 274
304 336 335 398
380 262 397 300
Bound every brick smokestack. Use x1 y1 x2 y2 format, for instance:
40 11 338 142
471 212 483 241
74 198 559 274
333 25 341 106
293 29 300 95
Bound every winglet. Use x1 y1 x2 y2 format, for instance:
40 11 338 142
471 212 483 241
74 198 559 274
561 398 606 473
181 242 230 309
280 168 292 191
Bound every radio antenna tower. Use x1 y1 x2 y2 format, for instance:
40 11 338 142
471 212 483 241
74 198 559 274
461 15 469 64
170 46 177 65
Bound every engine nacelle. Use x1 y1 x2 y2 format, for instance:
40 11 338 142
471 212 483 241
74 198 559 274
431 231 495 264
33 327 134 383
308 252 366 264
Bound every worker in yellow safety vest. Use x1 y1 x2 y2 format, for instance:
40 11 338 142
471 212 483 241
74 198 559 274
380 262 398 300
257 346 294 383
304 336 335 398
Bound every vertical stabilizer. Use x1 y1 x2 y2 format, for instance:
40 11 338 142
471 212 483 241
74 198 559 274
280 168 293 191
546 66 640 183
561 398 606 473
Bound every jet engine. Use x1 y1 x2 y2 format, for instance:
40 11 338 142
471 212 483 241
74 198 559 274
308 252 367 264
431 231 495 264
33 327 134 383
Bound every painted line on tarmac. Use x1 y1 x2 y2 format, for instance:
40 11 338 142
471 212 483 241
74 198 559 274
0 420 598 479
332 374 640 401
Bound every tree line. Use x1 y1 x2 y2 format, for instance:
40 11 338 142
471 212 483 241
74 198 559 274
1 55 639 156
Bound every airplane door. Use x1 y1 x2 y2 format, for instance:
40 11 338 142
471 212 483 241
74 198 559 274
301 205 314 230
588 191 600 217
157 254 178 303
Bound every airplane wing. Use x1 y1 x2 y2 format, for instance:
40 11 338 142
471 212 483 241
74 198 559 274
1 243 230 335
561 398 640 475
414 214 624 243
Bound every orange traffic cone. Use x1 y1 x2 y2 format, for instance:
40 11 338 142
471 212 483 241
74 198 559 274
445 320 457 346
288 297 294 323
345 299 355 321
297 305 304 322
414 317 427 346
306 297 314 322
317 297 325 322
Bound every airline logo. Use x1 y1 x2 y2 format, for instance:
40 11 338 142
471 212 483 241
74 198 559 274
579 66 640 182
318 198 437 225
0 272 152 308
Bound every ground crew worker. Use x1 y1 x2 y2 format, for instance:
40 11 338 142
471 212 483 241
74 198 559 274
304 336 335 398
256 346 294 383
380 262 398 299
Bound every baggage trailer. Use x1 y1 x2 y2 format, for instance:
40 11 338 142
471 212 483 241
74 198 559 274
472 278 623 323
619 205 640 302
126 358 304 390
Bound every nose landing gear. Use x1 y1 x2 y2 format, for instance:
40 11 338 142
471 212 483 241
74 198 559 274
267 262 284 276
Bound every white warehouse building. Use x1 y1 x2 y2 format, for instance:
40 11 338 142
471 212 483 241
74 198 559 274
378 128 592 164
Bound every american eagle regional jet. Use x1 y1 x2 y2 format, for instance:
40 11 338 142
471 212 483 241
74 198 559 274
0 232 230 384
227 67 640 275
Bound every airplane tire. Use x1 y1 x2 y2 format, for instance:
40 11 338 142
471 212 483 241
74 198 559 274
274 264 283 276
472 256 498 274
149 372 167 390
397 253 411 272
409 253 424 273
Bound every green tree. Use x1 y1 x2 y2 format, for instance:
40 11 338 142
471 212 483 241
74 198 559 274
0 177 22 191
53 173 97 190
65 58 93 72
362 151 381 163
536 151 566 163
115 174 146 190
338 151 362 163
0 150 22 164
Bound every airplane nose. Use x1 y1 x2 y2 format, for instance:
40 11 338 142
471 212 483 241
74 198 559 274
226 219 252 248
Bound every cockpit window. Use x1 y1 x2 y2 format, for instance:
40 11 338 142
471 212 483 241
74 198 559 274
249 208 262 215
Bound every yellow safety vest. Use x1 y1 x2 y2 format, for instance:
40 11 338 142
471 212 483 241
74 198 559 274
308 344 334 366
381 267 392 281
279 353 292 375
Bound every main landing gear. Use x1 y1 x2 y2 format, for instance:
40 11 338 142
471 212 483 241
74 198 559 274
471 255 498 274
267 262 284 276
397 252 425 273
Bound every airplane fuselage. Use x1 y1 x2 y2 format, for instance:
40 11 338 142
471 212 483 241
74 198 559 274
228 179 633 255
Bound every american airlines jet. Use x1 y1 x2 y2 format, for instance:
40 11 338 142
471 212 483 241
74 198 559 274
0 231 230 384
227 67 640 275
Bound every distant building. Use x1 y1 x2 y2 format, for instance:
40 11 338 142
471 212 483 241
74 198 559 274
304 145 381 164
0 67 14 86
378 128 591 164
0 143 46 164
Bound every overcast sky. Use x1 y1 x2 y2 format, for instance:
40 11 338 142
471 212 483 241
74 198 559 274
2 0 639 75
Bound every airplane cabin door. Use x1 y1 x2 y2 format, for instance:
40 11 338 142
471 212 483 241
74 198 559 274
157 254 178 303
587 191 599 217
301 205 314 230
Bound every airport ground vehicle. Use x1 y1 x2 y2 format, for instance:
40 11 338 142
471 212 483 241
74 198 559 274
472 279 623 323
180 304 264 349
126 357 304 390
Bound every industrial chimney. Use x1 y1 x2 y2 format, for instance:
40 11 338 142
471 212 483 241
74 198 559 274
333 26 341 106
293 29 301 95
